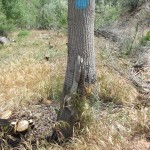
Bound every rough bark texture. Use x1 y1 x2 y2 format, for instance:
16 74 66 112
51 0 96 143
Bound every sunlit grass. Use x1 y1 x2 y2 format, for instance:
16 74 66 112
0 30 67 111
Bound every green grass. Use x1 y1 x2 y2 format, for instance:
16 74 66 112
141 31 150 46
17 30 30 38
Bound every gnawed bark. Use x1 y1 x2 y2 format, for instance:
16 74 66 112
50 0 96 143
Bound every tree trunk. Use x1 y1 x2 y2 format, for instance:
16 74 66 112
51 0 96 143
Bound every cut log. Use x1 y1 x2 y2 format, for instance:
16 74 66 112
16 120 29 132
94 29 121 42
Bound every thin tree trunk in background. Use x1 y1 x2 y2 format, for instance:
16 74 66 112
51 0 96 143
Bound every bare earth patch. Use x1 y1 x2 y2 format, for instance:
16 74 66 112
0 101 59 149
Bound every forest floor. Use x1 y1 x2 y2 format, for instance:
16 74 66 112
0 6 150 149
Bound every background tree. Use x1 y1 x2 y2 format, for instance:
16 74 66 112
51 0 96 143
1 0 18 20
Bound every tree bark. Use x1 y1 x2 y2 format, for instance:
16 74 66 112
50 0 96 143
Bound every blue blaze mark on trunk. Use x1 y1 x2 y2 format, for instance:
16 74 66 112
75 0 89 9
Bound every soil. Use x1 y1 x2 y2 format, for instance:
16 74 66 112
0 101 59 149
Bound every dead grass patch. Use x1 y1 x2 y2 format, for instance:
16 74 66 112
96 63 138 105
0 30 149 150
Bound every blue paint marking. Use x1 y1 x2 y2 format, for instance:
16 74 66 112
75 0 89 9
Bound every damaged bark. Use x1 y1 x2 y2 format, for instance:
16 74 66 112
50 0 96 144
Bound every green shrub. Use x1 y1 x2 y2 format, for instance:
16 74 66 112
17 30 30 44
1 0 19 20
121 0 145 12
95 4 120 28
141 31 150 46
0 13 14 36
145 31 150 41
36 0 67 29
0 0 68 30
1 0 38 28
17 30 30 38
121 0 139 12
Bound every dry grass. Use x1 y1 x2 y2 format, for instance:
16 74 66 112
0 30 67 111
0 30 150 150
97 63 138 105
33 106 150 150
